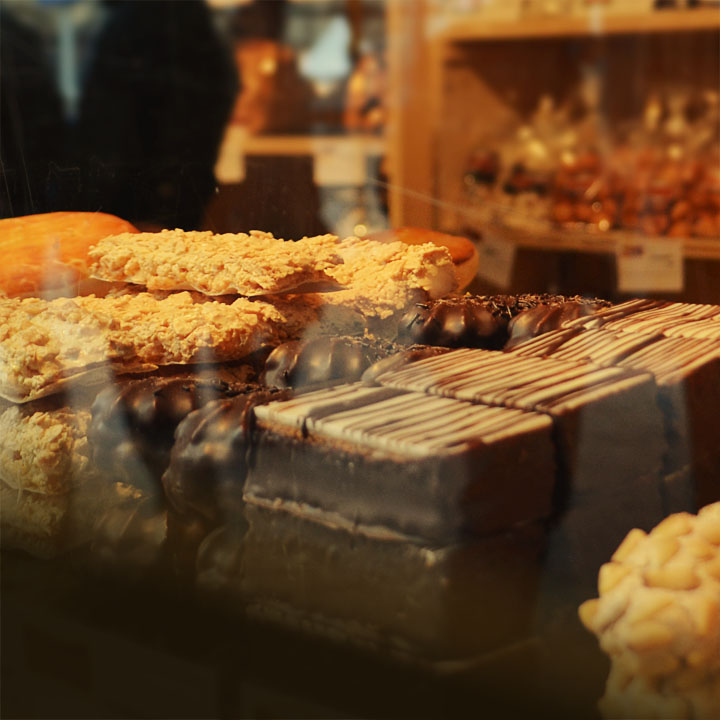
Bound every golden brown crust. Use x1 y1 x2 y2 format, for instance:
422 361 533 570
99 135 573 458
0 406 95 494
579 503 720 719
0 211 138 298
327 237 457 319
88 229 344 296
0 292 284 402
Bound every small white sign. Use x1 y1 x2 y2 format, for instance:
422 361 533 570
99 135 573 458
214 124 247 184
616 239 684 294
476 234 516 289
313 138 367 187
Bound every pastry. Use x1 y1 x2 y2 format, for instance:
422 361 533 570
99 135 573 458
0 211 138 298
88 229 344 296
508 328 720 508
262 335 401 389
579 503 720 719
368 227 479 293
246 383 556 543
0 292 286 402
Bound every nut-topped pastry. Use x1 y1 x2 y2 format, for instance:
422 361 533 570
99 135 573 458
579 503 720 719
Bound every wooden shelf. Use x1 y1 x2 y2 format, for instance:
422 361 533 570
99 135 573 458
468 220 720 261
243 133 386 157
441 8 720 43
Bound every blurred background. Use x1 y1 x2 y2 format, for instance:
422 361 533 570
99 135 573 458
1 0 719 300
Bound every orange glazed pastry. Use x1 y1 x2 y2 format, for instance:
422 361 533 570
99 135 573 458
368 227 479 293
0 211 138 298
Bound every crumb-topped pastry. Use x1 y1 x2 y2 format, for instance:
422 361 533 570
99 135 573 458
326 237 457 319
88 229 344 296
579 503 720 719
0 292 285 402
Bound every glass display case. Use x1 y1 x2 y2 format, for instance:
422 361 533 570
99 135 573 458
1 2 719 719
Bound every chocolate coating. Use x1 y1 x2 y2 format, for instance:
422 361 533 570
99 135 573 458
361 345 449 386
263 336 399 389
397 298 507 349
505 301 609 350
89 376 257 494
162 388 290 522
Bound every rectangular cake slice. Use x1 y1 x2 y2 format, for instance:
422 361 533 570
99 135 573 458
88 230 344 296
509 328 720 508
247 383 556 543
365 348 668 618
218 503 546 664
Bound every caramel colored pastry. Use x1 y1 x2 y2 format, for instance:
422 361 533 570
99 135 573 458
88 229 343 296
327 237 457 319
0 211 138 298
0 292 284 402
579 504 720 719
368 227 478 293
262 336 401 389
0 405 95 495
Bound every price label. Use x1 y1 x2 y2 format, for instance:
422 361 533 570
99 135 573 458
214 124 247 184
476 234 516 289
616 239 684 294
313 138 367 187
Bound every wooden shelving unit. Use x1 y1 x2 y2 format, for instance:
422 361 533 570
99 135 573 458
386 2 720 300
242 133 385 157
441 7 720 42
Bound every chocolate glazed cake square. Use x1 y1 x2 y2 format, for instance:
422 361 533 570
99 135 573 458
246 384 556 544
228 503 546 664
509 328 720 510
365 348 668 616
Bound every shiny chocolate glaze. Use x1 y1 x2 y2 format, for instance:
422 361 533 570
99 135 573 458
505 301 609 350
397 297 507 349
263 336 399 389
162 388 291 523
89 376 256 495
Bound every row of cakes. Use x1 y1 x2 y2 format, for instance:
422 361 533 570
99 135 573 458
1 213 719 716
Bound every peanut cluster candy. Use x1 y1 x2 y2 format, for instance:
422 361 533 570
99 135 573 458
88 230 344 296
579 503 720 719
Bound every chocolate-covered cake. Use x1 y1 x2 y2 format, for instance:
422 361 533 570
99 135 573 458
162 388 291 523
262 335 400 389
89 375 258 496
397 294 610 351
508 327 720 509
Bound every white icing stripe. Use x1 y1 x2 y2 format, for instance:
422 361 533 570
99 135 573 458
256 383 550 457
509 328 720 387
374 347 646 413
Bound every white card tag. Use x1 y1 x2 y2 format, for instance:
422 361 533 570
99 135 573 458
313 138 367 187
214 124 247 184
476 234 516 289
616 239 684 294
